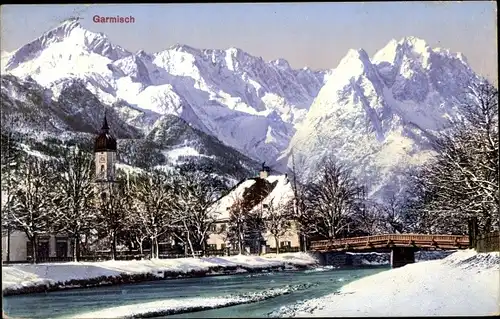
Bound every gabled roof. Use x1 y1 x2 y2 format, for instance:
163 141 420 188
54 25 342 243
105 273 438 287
210 174 294 221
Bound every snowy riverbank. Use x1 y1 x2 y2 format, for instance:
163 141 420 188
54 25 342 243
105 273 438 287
273 250 500 317
2 252 319 295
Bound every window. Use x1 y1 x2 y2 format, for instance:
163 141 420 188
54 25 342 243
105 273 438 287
56 237 68 258
38 240 50 260
220 224 227 232
100 165 106 178
209 224 217 232
26 241 33 259
280 241 291 248
221 244 226 250
208 244 217 251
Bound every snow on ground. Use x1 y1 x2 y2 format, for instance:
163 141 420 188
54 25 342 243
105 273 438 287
72 284 314 318
274 250 500 317
2 252 318 293
163 146 215 163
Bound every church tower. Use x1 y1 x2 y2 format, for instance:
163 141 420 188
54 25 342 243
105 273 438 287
94 114 117 197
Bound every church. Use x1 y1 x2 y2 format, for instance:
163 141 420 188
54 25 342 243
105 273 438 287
1 115 117 263
2 115 301 262
93 114 120 199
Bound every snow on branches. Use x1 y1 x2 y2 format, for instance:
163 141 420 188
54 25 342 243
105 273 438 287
128 168 176 259
4 156 57 263
410 81 499 234
170 167 228 257
303 156 363 239
51 146 96 261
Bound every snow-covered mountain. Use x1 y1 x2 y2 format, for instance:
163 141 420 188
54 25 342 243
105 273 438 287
282 36 484 199
1 19 487 198
1 74 260 182
1 19 328 164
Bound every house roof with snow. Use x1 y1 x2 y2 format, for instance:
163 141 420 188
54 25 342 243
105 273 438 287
210 174 294 221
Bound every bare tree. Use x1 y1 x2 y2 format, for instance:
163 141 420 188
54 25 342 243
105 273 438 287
52 146 96 262
130 168 175 259
378 194 406 234
288 148 312 251
170 168 227 257
263 198 293 254
227 197 248 255
303 156 362 239
0 129 23 262
6 156 56 263
94 182 132 260
350 202 383 236
413 82 499 234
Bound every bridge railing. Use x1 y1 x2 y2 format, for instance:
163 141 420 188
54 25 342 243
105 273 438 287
309 234 470 251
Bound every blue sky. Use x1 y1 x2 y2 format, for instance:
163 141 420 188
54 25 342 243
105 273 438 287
0 2 497 82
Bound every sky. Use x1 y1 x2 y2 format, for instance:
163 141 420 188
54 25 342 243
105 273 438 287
0 2 497 83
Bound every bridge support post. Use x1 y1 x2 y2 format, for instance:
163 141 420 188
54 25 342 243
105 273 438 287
390 247 415 268
322 252 349 267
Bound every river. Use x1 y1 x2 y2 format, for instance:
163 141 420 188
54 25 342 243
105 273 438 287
3 266 388 318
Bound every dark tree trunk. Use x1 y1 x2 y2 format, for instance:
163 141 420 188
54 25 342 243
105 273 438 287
138 239 144 256
73 233 80 262
201 239 206 257
274 235 279 255
31 233 38 264
150 236 155 259
111 229 117 260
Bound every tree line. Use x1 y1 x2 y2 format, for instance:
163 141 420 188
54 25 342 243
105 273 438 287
1 82 497 263
288 81 499 243
0 139 231 263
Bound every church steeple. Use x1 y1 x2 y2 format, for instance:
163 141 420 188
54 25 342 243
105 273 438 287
101 112 110 132
94 112 117 152
94 113 117 184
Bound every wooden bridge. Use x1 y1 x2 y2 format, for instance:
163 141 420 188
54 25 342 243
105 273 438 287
310 234 470 268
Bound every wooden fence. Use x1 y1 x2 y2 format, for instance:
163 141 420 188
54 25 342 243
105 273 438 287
475 231 500 253
3 248 252 264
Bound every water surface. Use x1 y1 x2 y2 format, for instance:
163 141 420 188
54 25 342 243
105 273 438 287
3 266 388 318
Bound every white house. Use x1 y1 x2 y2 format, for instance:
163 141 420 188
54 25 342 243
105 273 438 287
207 167 301 254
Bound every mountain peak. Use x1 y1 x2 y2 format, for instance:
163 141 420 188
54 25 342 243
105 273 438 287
372 36 431 67
38 18 91 46
397 36 430 53
3 19 130 71
226 47 245 56
55 18 82 33
170 44 199 54
398 36 427 46
271 58 291 70
336 48 371 73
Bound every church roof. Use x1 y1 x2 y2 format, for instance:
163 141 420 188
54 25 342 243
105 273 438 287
94 114 117 152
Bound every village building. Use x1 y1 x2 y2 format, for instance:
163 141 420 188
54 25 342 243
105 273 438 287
1 199 72 263
2 115 303 262
1 115 116 263
207 163 301 255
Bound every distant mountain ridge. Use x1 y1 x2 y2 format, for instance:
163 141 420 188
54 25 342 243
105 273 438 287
1 21 488 197
1 19 328 165
1 74 260 182
282 36 485 199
